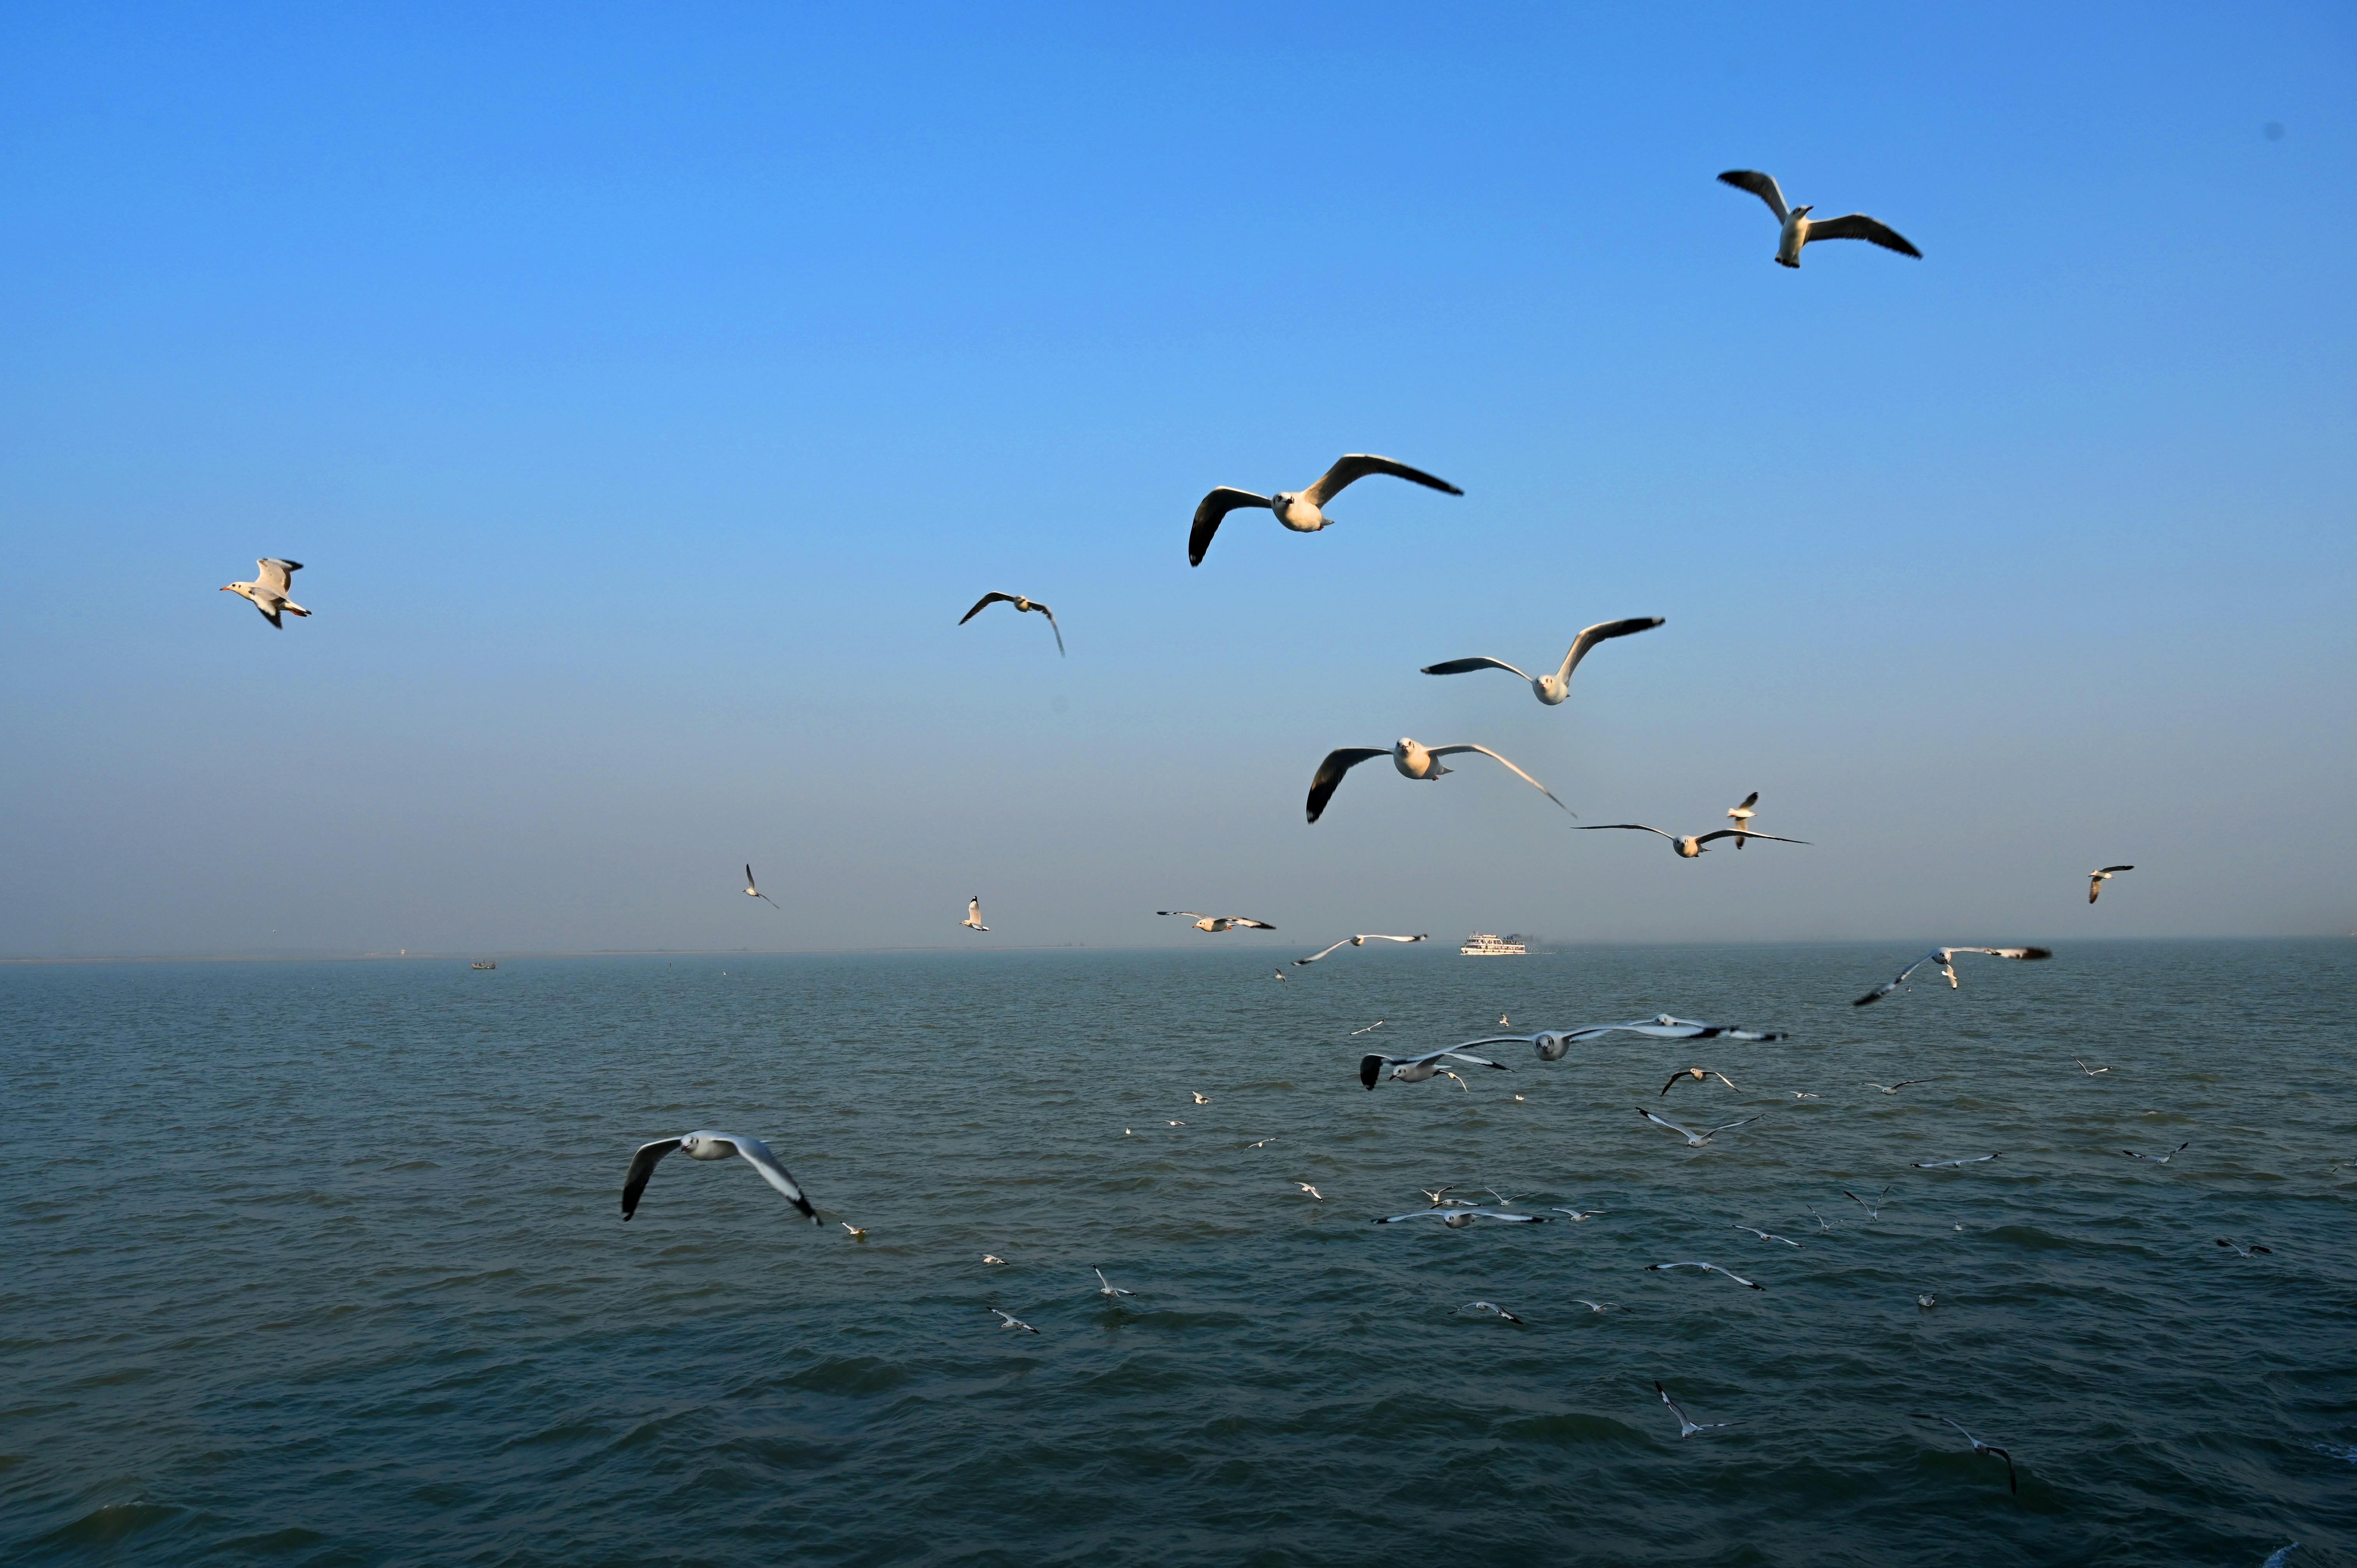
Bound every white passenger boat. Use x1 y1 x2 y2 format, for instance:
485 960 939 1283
1459 932 1527 956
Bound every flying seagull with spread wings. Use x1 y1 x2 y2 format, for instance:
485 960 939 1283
958 592 1063 655
1638 1107 1764 1148
1656 1381 1740 1437
1578 823 1808 858
1420 617 1665 706
221 558 311 628
1913 1413 2017 1494
1361 1045 1509 1089
1158 911 1276 933
961 897 989 932
1371 1206 1546 1228
2088 865 2134 903
1307 738 1568 823
1295 933 1428 965
1188 454 1461 567
1660 1067 1739 1097
1644 1261 1764 1290
621 1131 819 1224
743 865 779 908
1852 946 2052 1006
1726 791 1761 846
1457 1016 1783 1063
1717 170 1922 268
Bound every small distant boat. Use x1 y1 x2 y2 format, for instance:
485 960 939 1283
470 960 497 970
1460 932 1528 957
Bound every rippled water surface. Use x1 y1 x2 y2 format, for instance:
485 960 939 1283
4 941 2353 1566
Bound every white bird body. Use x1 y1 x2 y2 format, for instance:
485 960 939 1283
1420 617 1665 705
1308 738 1568 823
1296 933 1428 964
621 1130 818 1224
1361 1045 1509 1089
220 558 311 628
961 897 989 931
2088 865 2134 904
1188 454 1461 566
1726 791 1759 847
1093 1268 1134 1299
743 865 779 907
1717 170 1922 268
958 592 1064 655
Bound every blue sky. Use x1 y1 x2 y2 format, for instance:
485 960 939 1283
3 2 2351 957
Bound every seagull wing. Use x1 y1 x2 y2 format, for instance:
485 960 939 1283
1578 823 1677 841
2098 865 2134 874
1297 939 1352 964
1419 655 1533 680
1436 1051 1508 1070
621 1137 683 1219
1801 213 1921 257
958 592 1017 624
1951 946 2053 962
1360 1054 1394 1089
1037 605 1064 655
724 1135 820 1224
1230 918 1276 929
1356 933 1427 944
1731 791 1759 811
1854 950 1943 1006
1555 616 1666 684
1301 454 1463 507
1640 1108 1703 1139
1716 169 1789 222
255 558 302 594
1426 744 1570 814
1306 748 1389 823
1696 829 1809 846
1709 1115 1762 1135
1704 1264 1763 1289
1189 488 1270 567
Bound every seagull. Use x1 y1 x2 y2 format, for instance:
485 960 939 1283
1361 1046 1509 1089
1791 1091 1821 1100
1371 1207 1547 1227
1419 617 1665 706
1271 969 1286 981
1435 1069 1474 1094
958 592 1063 655
961 897 989 931
1807 1207 1843 1232
1461 1301 1526 1324
1843 1186 1892 1220
1918 1294 1936 1309
220 558 311 628
1852 947 2052 1006
990 1308 1040 1334
982 1255 1008 1265
1573 1300 1615 1313
2215 1238 2274 1257
1350 1021 1386 1035
1166 1120 1186 1127
1191 1092 1211 1105
1188 454 1461 567
1645 1261 1764 1290
1726 791 1760 845
1464 1016 1784 1063
1577 824 1809 858
2124 1142 2190 1164
1244 1137 1276 1149
1484 1188 1523 1208
1551 1206 1608 1221
1418 1187 1458 1206
2088 865 2134 904
1308 739 1568 823
1913 1413 2017 1494
1656 1381 1740 1437
1864 1080 1931 1095
1732 1224 1801 1248
1295 933 1429 965
1092 1268 1134 1300
1717 170 1922 267
621 1132 819 1224
1637 1108 1763 1147
1661 1067 1740 1097
1498 1014 1510 1026
2073 1058 2111 1076
1297 1183 1324 1201
743 865 779 907
1159 911 1277 933
1912 1154 1999 1169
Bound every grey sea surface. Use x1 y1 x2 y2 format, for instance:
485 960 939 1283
3 939 2352 1566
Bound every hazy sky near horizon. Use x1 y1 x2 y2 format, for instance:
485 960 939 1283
3 2 2353 958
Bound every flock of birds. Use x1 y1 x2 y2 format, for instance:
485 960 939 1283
212 169 2301 1546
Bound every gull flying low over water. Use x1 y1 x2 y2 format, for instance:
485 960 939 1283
1191 1092 1210 1105
1913 1413 2017 1494
1578 824 1808 858
2215 1238 2273 1258
2074 1058 2111 1076
1656 1381 1740 1437
1726 791 1760 845
1865 1079 1931 1095
2088 865 2134 903
1661 1067 1740 1097
1853 946 2052 1006
1188 454 1461 567
1372 1207 1547 1228
1463 1016 1783 1063
1551 1206 1608 1221
1295 933 1429 965
1362 1046 1510 1089
1913 1153 1999 1169
2124 1142 2190 1164
743 865 779 908
982 1255 1008 1265
958 592 1063 655
1296 1183 1324 1201
1092 1269 1134 1300
621 1132 819 1224
1717 170 1922 267
1843 1186 1892 1220
1159 911 1276 933
1308 738 1567 823
991 1308 1041 1334
1461 1301 1526 1324
841 1222 868 1240
221 558 311 628
961 897 989 931
1574 1299 1616 1313
1638 1108 1763 1147
1732 1224 1801 1247
1645 1261 1764 1290
1419 616 1665 706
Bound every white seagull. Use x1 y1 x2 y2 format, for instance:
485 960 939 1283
1717 170 1922 267
1190 1092 1210 1105
743 865 779 908
1657 1381 1740 1438
1578 823 1808 858
1361 1046 1509 1089
1295 933 1429 965
1574 1300 1616 1313
1350 1021 1387 1036
1296 1183 1324 1201
1661 1067 1740 1097
1461 1016 1783 1063
1864 1079 1931 1095
1912 1153 1999 1169
1092 1268 1134 1300
1645 1261 1764 1290
982 1254 1008 1265
621 1131 819 1224
990 1308 1041 1334
1852 946 2051 1006
1159 911 1276 933
1189 454 1461 567
2073 1058 2110 1077
1726 791 1760 845
1371 1207 1547 1227
958 592 1064 655
1419 616 1665 705
1913 1413 2017 1493
1732 1224 1801 1248
220 558 311 628
961 897 989 931
1308 738 1568 823
2123 1142 2189 1164
1843 1186 1892 1220
2088 865 2134 904
1551 1206 1608 1221
1461 1301 1526 1324
2215 1237 2273 1258
841 1222 868 1240
1637 1108 1763 1147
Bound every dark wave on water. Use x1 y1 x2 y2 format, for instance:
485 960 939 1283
3 940 2352 1566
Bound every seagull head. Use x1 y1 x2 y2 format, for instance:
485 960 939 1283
1793 204 1815 218
1534 673 1568 703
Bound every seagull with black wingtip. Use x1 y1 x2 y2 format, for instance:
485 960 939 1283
1420 616 1664 706
621 1131 820 1224
1307 738 1568 824
1717 169 1922 268
1188 454 1461 567
1853 946 2051 1006
958 591 1064 655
